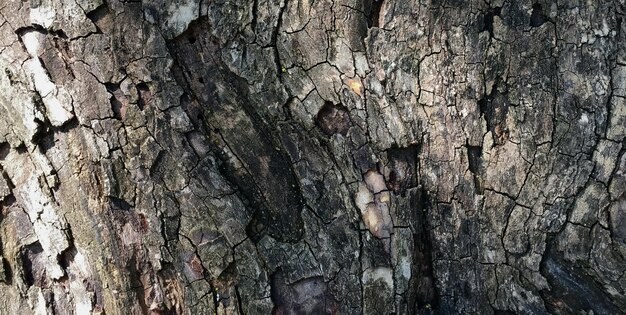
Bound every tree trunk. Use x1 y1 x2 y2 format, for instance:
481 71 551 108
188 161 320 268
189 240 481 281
1 0 625 314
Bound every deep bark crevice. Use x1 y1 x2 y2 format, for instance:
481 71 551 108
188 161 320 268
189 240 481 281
367 0 385 28
481 6 502 38
409 188 439 311
478 80 510 146
466 143 484 194
530 3 547 28
539 243 623 314
20 241 45 288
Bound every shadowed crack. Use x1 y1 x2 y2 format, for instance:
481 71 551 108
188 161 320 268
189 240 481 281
166 16 305 243
105 83 127 120
539 244 623 314
466 143 484 194
478 81 509 146
481 6 502 38
20 241 45 287
367 0 385 28
85 3 109 34
408 188 439 311
530 3 547 28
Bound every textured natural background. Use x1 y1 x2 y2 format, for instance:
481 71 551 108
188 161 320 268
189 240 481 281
0 0 625 314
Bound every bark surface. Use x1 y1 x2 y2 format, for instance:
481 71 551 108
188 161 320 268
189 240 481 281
0 0 625 314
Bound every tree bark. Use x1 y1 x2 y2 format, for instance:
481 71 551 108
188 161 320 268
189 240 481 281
0 0 625 314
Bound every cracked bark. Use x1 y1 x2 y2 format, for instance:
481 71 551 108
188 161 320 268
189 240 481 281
0 0 625 314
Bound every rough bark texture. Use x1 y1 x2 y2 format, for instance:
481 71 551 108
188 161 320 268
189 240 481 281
0 0 625 314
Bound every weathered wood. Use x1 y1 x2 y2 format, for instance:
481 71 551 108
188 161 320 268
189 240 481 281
0 0 625 314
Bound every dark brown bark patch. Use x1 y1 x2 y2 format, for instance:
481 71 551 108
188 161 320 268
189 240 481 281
20 241 46 287
315 102 351 136
386 144 419 195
